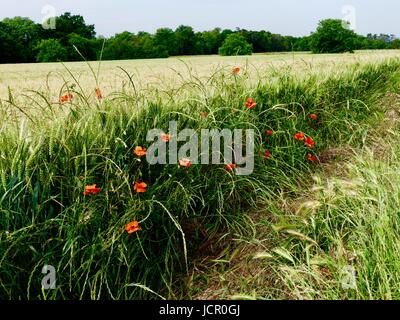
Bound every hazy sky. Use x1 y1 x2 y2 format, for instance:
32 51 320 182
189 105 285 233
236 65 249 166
0 0 399 37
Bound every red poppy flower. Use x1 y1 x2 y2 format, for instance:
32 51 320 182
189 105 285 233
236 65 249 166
95 88 103 99
294 132 305 141
125 221 141 234
134 146 147 157
60 93 73 104
83 184 101 196
225 163 237 171
307 153 318 162
309 113 318 120
245 98 257 109
266 130 273 136
161 133 171 142
133 182 148 193
264 149 272 159
233 67 241 75
179 158 192 168
305 137 315 148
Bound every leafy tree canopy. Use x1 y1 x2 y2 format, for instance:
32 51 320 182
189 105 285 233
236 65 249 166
310 19 358 53
43 12 95 44
35 39 68 62
218 33 253 56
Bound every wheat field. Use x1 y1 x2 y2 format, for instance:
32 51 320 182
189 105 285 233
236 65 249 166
1 50 400 101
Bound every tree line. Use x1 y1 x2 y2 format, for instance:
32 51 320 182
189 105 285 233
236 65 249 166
0 12 399 63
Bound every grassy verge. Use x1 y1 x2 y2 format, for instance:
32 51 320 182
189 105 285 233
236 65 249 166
0 57 399 299
188 93 400 300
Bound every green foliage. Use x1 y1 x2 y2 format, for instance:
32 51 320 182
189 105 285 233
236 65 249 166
0 22 18 63
154 28 178 56
195 28 221 54
310 19 358 53
218 33 253 56
293 36 311 51
1 17 42 62
241 30 273 52
174 25 197 55
35 39 68 62
102 32 139 60
0 13 399 64
68 33 99 61
43 12 95 43
391 39 400 49
102 31 169 60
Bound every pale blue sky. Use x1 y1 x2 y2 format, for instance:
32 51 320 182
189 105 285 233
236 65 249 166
1 0 399 37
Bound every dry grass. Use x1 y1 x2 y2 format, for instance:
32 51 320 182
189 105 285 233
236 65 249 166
1 50 400 101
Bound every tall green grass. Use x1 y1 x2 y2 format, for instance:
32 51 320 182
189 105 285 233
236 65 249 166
0 58 399 299
246 127 400 300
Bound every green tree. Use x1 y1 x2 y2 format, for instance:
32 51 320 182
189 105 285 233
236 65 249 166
103 31 169 60
391 39 400 49
217 29 234 48
218 33 253 56
238 29 273 53
154 28 177 56
198 28 221 54
0 22 19 63
1 17 42 62
43 12 95 45
175 25 196 55
68 33 98 61
103 32 138 60
270 34 291 51
293 36 311 51
249 31 273 52
310 19 357 53
140 32 169 58
35 39 68 62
